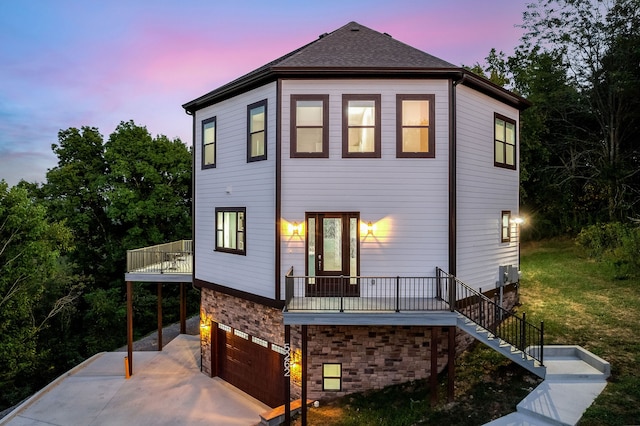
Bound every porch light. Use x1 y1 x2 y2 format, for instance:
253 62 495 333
360 221 375 236
512 217 525 225
200 319 211 338
288 222 302 236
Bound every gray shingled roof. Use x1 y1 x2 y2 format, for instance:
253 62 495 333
274 21 457 69
183 21 529 112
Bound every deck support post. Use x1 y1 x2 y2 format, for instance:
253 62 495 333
157 282 163 351
448 326 455 402
284 325 291 425
179 282 186 334
430 327 439 405
126 281 133 377
301 325 308 426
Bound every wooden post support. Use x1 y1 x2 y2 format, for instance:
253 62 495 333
284 325 291 425
180 282 187 334
301 325 308 426
126 281 133 377
448 327 455 402
430 327 439 405
157 282 163 351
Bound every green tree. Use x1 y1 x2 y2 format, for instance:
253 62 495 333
519 0 640 222
0 181 79 409
38 121 192 354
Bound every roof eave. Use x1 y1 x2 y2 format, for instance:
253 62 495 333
182 67 530 113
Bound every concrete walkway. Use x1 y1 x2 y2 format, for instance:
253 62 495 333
485 346 610 426
0 335 269 426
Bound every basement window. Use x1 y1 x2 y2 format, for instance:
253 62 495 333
322 363 342 391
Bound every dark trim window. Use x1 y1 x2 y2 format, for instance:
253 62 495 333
291 95 329 158
215 207 246 255
202 117 216 169
501 211 511 243
494 113 516 169
342 94 381 158
248 100 267 162
322 363 342 391
397 94 435 158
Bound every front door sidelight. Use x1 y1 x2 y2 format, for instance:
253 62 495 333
306 213 359 297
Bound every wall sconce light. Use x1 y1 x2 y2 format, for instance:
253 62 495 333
200 320 211 339
288 222 302 236
360 221 375 236
512 217 525 225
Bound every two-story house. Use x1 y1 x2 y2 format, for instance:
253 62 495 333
182 21 537 411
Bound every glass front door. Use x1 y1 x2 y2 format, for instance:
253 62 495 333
306 213 359 296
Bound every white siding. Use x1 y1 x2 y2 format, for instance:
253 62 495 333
280 80 450 297
456 84 520 291
194 82 277 299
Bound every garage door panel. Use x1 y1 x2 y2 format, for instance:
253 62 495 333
217 328 285 408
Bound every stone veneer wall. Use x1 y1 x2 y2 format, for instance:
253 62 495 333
199 287 285 377
304 325 452 401
198 285 519 400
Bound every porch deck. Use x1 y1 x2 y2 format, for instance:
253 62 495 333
125 240 192 282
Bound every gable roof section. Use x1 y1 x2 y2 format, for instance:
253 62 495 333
183 21 529 112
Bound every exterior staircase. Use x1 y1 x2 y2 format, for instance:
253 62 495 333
456 314 546 378
437 269 546 378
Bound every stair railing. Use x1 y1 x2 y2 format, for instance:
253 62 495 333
437 268 544 365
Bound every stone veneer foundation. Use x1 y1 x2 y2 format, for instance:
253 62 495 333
199 284 519 401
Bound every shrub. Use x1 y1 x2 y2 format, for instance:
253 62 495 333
576 222 640 278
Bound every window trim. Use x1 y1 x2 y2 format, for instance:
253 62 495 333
202 117 216 169
494 113 517 170
290 94 329 158
215 207 246 255
322 363 342 391
342 94 381 158
396 94 436 158
247 100 267 162
501 210 511 243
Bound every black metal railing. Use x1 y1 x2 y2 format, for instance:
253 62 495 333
284 267 544 365
437 268 544 365
284 273 448 312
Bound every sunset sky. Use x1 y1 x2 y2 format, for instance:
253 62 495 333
0 0 529 186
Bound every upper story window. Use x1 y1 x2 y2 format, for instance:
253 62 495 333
215 207 246 255
495 113 516 169
501 210 511 242
202 117 216 169
342 94 381 158
248 100 267 162
291 95 329 158
396 94 435 158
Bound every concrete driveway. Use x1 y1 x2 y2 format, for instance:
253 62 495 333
0 335 269 426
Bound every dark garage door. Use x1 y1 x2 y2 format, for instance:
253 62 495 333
217 328 285 408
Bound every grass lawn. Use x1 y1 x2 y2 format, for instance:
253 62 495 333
294 238 640 425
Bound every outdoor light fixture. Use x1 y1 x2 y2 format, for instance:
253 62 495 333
360 221 375 236
512 217 525 225
288 222 302 236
